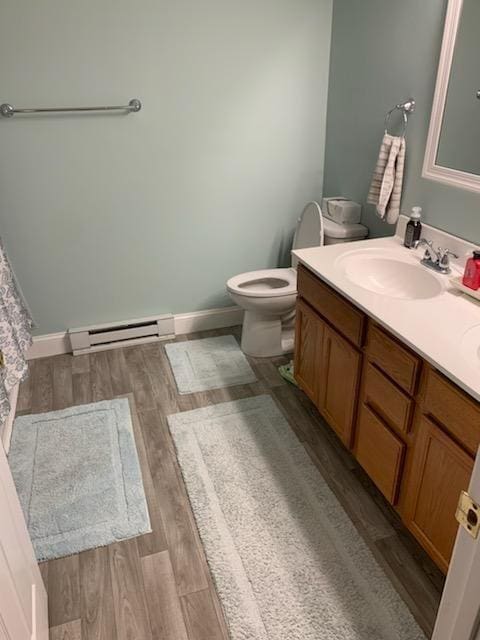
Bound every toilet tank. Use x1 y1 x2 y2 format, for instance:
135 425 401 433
323 218 368 245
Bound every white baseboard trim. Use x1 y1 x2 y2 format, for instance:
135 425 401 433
27 331 70 360
26 306 244 360
174 306 243 335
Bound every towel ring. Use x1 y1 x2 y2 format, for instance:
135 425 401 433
384 98 415 137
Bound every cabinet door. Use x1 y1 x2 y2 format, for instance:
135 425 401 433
355 404 405 504
294 299 324 404
318 324 361 448
405 415 473 573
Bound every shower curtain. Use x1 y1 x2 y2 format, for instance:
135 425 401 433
0 239 33 425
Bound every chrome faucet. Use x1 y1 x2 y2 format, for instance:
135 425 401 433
414 238 439 263
413 238 458 274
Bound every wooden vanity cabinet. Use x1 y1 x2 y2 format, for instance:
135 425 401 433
294 296 362 447
294 268 363 447
295 263 480 573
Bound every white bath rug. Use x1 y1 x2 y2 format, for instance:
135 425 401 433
165 335 257 394
9 398 151 561
168 395 425 640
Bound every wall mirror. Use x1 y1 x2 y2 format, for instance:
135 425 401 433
423 0 480 193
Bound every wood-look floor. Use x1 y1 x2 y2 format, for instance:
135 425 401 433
16 327 445 639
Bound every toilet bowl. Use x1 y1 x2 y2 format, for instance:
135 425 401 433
227 268 298 357
226 202 368 357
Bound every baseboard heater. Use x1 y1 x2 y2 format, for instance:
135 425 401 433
68 314 175 355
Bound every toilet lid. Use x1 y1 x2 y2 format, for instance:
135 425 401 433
291 202 324 268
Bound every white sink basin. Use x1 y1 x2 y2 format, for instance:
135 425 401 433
335 249 443 300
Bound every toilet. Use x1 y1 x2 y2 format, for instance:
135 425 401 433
226 201 368 358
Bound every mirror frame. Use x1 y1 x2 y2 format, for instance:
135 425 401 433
423 0 480 193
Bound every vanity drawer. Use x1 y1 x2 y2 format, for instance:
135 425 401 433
421 367 480 456
366 324 421 395
362 362 413 435
297 264 365 347
355 404 406 504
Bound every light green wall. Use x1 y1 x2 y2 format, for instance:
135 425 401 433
323 0 480 243
0 0 332 334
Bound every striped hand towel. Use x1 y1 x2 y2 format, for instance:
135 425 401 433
367 133 406 225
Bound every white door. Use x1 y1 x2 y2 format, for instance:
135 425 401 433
0 441 48 640
433 446 480 639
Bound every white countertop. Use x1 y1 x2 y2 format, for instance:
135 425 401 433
292 230 480 402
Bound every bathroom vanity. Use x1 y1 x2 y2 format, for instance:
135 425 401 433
293 219 480 573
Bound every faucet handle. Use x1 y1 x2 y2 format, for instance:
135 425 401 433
438 247 459 266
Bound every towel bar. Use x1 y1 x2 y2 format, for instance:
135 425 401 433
0 98 142 118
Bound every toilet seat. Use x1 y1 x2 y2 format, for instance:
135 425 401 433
226 268 296 298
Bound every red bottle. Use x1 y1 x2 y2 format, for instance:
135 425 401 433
462 251 480 290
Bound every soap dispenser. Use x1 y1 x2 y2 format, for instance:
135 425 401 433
404 207 422 248
462 251 480 290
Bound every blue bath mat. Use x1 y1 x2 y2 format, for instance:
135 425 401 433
9 398 151 561
165 335 257 394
